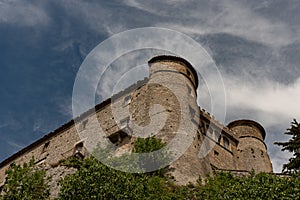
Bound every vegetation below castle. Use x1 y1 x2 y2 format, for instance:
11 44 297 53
1 137 299 199
0 158 50 200
57 157 300 200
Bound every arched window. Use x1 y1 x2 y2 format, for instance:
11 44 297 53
223 136 230 149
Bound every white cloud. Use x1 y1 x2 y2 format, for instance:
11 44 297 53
7 140 24 149
0 0 50 26
197 65 300 127
225 76 300 127
125 0 297 47
59 0 125 35
270 150 292 173
57 97 73 118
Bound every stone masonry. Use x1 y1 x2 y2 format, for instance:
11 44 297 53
0 55 273 192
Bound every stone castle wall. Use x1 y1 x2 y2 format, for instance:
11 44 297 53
0 55 273 189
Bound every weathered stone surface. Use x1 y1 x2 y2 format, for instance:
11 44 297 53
0 55 273 193
46 165 77 199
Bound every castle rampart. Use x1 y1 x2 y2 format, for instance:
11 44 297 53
0 55 273 189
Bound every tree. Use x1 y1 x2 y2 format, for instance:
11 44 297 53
1 158 50 200
275 119 300 173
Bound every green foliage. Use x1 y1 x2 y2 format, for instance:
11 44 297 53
91 143 141 172
58 157 179 200
58 156 300 200
58 136 299 199
59 156 83 169
91 137 169 173
1 158 50 200
133 137 166 153
275 119 300 173
132 137 170 175
58 138 175 199
197 172 300 200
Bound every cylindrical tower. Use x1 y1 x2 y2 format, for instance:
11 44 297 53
129 55 212 185
148 55 199 90
227 120 272 173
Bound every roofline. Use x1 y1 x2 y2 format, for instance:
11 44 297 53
148 55 199 89
227 119 266 140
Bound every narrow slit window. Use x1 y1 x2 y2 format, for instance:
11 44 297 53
82 119 88 129
187 85 192 95
42 141 50 153
189 106 196 118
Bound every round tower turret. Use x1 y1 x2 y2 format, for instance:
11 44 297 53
227 120 272 173
148 55 199 90
129 55 212 184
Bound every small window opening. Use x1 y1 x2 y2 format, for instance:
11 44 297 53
42 141 50 153
82 119 88 129
187 85 192 95
120 117 129 129
124 95 131 106
214 150 219 156
75 142 83 152
187 69 191 76
189 106 196 118
108 131 131 146
78 119 88 131
205 123 209 131
218 136 221 144
223 137 230 149
74 141 85 159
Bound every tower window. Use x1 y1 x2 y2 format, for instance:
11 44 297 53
187 84 194 97
187 85 192 95
189 106 199 126
189 106 196 118
187 69 191 76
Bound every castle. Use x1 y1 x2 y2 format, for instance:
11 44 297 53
0 55 272 188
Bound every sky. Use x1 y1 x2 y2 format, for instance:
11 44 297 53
1 0 300 172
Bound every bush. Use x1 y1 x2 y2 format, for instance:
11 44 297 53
1 158 50 200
